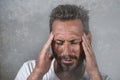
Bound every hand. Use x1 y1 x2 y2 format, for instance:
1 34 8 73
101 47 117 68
27 32 54 80
35 32 54 74
82 33 102 80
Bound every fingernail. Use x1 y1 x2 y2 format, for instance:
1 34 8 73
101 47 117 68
51 32 54 38
51 32 52 35
51 32 53 36
84 33 86 37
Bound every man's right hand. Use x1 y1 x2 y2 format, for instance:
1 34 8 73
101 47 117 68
28 32 54 80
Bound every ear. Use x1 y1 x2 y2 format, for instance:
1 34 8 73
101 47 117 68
86 32 92 44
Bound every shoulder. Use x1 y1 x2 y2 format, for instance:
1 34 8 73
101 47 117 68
82 70 111 80
22 60 36 72
23 60 36 67
101 73 112 80
15 60 36 80
19 60 36 72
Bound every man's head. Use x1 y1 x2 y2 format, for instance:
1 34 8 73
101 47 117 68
50 4 91 72
50 4 89 34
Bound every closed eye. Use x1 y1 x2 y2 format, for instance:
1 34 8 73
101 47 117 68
55 40 64 45
70 40 82 44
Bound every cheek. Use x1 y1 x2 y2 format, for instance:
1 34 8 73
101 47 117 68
72 45 81 56
53 45 63 55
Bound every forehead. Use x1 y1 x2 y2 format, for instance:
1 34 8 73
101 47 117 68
52 19 84 38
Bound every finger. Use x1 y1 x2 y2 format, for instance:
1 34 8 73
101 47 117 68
83 33 91 49
82 33 93 53
82 34 90 51
42 32 54 53
82 34 95 58
82 40 90 58
82 34 91 57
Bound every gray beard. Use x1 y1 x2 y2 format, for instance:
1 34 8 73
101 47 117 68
55 56 84 73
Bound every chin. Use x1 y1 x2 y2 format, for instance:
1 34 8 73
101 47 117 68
63 65 76 72
60 61 79 72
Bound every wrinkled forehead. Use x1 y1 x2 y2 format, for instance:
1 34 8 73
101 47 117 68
52 19 84 38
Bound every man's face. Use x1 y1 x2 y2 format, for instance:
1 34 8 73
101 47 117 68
52 19 84 72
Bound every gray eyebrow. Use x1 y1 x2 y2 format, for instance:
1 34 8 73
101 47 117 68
69 39 82 42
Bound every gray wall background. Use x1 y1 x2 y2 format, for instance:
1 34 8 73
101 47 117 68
0 0 120 80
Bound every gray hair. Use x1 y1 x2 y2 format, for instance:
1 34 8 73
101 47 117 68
49 4 89 34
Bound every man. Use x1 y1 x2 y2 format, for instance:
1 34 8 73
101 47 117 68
15 4 111 80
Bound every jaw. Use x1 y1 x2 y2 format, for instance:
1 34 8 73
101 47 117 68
54 58 83 73
54 59 85 80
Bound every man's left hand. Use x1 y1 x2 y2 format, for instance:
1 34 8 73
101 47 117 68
82 33 102 80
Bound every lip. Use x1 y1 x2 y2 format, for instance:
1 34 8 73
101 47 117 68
62 59 73 64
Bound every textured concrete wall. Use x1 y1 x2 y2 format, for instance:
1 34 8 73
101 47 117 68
0 0 120 80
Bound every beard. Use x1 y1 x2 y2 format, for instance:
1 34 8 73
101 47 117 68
57 55 78 71
52 51 85 72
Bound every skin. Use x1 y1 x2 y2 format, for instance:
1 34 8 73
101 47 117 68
27 19 102 80
52 19 85 80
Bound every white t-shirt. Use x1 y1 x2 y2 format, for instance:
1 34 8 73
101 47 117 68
15 59 111 80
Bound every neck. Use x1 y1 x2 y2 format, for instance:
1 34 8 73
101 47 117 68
54 60 85 80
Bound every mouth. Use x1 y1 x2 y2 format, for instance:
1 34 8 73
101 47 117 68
62 59 73 65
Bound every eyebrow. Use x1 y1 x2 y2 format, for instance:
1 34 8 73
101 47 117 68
54 39 64 42
54 35 82 40
55 32 82 37
54 39 81 42
69 39 82 42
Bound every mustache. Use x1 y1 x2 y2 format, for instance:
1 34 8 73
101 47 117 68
57 55 78 60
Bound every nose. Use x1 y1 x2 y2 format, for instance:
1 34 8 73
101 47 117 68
62 42 72 56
